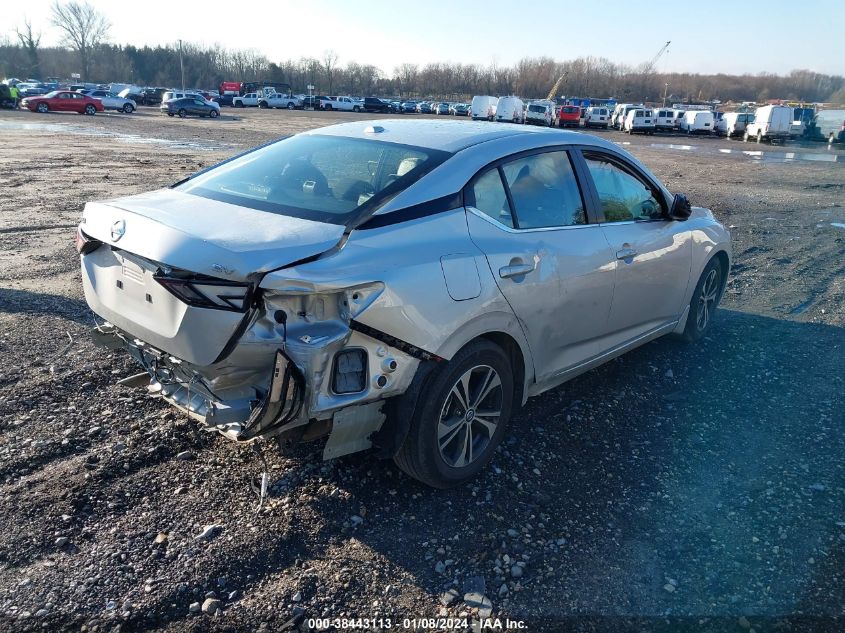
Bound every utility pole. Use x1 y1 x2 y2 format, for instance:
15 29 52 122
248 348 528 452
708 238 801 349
179 39 185 91
663 82 670 107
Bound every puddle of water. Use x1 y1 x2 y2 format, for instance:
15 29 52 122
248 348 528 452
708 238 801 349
0 119 231 152
614 136 845 165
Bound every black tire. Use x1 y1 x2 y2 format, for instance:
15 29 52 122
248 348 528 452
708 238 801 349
84 104 96 115
167 113 174 117
287 102 295 110
683 257 724 342
178 108 187 118
37 102 49 113
209 109 219 118
123 103 134 113
394 340 514 488
324 104 332 110
236 102 244 108
353 105 361 112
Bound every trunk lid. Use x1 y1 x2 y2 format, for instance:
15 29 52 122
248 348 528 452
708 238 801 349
80 188 344 366
81 188 345 282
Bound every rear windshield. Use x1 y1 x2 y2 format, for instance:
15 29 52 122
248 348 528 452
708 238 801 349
176 134 451 225
528 105 547 113
563 106 578 113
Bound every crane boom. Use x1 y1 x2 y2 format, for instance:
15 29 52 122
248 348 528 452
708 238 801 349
642 41 671 74
546 74 566 101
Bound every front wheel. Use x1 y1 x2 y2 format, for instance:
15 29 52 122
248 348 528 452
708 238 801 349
394 340 514 488
209 109 219 118
37 102 49 113
353 105 361 112
178 108 187 118
123 103 134 113
287 102 295 110
84 104 96 115
683 257 724 342
324 104 332 110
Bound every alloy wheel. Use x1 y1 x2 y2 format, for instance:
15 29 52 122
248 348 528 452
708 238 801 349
696 268 719 331
437 365 503 468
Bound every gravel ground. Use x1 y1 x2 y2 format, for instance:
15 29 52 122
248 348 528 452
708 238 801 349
0 107 843 633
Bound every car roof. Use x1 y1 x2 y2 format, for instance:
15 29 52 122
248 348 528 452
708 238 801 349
307 118 598 153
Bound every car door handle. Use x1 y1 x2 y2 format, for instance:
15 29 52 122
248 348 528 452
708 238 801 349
499 263 535 278
616 248 637 260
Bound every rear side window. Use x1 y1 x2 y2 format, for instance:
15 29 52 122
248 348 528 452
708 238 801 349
501 151 586 229
468 169 514 228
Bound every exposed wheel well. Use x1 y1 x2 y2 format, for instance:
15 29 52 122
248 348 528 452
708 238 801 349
478 332 526 407
711 250 730 300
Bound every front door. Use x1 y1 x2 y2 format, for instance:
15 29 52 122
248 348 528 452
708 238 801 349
465 149 616 381
581 151 691 345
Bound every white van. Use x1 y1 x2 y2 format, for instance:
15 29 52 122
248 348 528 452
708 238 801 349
583 106 609 128
624 108 656 134
680 110 714 135
716 112 754 138
495 96 525 123
654 109 675 131
672 109 686 129
744 105 792 143
525 100 557 126
611 103 643 129
470 95 497 121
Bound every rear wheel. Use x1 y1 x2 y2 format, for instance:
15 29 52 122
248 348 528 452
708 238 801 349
394 340 514 488
683 257 723 342
287 102 295 110
178 108 187 118
324 104 332 110
353 105 361 112
84 104 96 115
743 131 750 142
123 103 134 113
37 102 49 113
209 109 219 118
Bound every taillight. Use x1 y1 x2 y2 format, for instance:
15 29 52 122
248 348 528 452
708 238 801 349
154 270 253 312
75 227 102 255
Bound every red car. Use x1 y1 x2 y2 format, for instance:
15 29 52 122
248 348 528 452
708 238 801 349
558 105 581 128
20 91 104 115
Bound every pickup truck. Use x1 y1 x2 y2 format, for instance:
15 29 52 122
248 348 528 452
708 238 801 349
258 93 303 109
321 96 360 112
232 92 259 107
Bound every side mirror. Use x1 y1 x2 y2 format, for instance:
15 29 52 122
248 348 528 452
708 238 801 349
667 193 692 221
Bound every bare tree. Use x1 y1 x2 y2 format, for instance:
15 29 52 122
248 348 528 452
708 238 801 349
15 18 41 79
323 49 338 94
50 0 110 80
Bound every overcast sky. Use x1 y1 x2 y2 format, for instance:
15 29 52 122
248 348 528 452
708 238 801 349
3 0 844 76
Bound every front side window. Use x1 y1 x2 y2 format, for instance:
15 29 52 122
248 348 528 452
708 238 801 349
584 154 664 222
178 135 450 225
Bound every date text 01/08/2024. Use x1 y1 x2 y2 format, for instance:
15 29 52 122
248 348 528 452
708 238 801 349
306 617 529 630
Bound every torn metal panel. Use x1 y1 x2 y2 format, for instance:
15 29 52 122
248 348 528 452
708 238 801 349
323 401 387 460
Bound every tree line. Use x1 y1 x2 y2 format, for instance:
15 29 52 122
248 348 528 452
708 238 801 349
2 0 844 104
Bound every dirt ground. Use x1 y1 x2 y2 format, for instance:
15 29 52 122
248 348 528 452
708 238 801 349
0 107 843 633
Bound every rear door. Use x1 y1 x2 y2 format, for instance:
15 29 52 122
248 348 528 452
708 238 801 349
464 148 616 380
580 150 691 346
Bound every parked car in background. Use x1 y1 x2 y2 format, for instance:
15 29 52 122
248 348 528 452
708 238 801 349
582 106 609 129
322 96 359 111
654 109 676 131
744 105 791 143
161 97 220 118
77 119 730 488
259 93 303 109
672 109 685 129
716 112 754 138
525 100 557 127
471 95 497 121
807 109 845 144
139 87 167 106
232 92 259 107
301 95 328 109
20 91 104 114
436 102 451 115
495 96 524 123
680 110 715 135
453 103 469 116
361 97 391 113
624 108 656 134
79 89 136 113
558 105 581 128
118 87 147 104
611 104 644 130
417 102 433 114
163 91 221 113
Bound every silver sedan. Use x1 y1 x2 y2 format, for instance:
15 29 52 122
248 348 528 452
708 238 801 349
77 120 731 488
